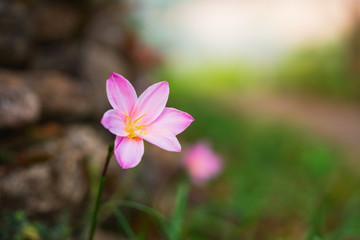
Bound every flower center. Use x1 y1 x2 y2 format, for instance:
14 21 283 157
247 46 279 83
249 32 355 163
125 114 151 139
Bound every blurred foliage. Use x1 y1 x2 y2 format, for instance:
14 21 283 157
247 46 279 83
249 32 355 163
157 60 263 95
157 78 360 239
275 42 360 100
102 183 189 240
158 41 360 101
0 211 71 240
4 40 360 239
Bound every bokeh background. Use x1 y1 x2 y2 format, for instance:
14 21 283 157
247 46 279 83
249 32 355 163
1 0 360 239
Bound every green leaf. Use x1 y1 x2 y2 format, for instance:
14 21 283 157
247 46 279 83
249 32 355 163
312 236 322 240
169 182 189 240
113 209 137 240
102 200 169 238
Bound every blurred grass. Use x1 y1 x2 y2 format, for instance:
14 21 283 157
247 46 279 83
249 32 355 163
3 41 360 239
275 42 360 100
102 199 170 238
113 209 137 239
169 182 189 240
158 41 360 101
0 210 71 240
157 60 263 96
156 70 360 239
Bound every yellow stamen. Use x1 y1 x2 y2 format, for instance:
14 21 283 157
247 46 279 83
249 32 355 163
135 124 151 130
132 114 146 124
124 114 151 139
125 114 132 123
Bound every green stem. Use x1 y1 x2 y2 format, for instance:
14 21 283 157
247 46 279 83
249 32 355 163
88 142 114 240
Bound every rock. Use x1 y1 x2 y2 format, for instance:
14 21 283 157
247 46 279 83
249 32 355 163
31 2 82 42
85 6 126 50
23 71 91 118
30 42 81 74
0 72 40 128
0 70 92 122
79 42 130 117
0 164 61 213
0 125 107 214
0 1 31 67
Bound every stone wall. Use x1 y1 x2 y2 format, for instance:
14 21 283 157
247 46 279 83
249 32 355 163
0 0 162 221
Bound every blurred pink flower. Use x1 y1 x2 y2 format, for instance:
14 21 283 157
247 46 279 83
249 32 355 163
101 72 194 169
183 141 223 185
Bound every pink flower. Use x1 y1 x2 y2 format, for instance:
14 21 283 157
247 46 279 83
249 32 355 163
183 141 223 185
101 73 194 169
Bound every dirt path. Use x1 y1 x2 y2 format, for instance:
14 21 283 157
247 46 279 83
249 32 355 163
222 91 360 168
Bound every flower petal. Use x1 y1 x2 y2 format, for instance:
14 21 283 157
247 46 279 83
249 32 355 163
114 136 144 169
142 129 181 152
131 81 169 125
151 107 194 135
106 72 137 114
101 109 128 136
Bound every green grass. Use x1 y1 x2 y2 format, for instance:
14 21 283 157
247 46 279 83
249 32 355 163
0 210 71 240
275 42 360 100
164 87 360 240
156 41 360 101
4 42 360 239
3 94 360 240
156 60 263 96
143 41 360 238
148 41 360 239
